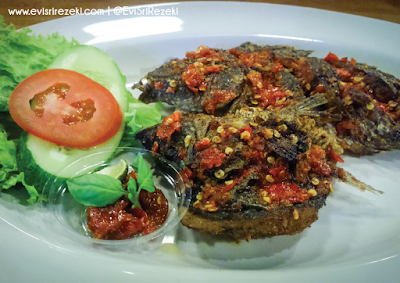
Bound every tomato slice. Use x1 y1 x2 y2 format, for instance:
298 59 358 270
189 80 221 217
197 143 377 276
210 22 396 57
9 69 123 148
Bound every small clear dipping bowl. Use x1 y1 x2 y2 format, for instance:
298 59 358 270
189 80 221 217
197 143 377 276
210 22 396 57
42 147 191 248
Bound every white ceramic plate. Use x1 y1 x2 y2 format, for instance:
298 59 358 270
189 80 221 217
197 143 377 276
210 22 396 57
1 2 400 282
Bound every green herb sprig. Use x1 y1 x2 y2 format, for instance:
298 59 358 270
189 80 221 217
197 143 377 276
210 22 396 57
67 154 155 208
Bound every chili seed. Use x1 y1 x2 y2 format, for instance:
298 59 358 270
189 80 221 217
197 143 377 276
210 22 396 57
308 189 318 197
215 170 225 179
265 175 274 183
267 156 275 164
311 177 320 185
293 209 299 220
366 103 374 110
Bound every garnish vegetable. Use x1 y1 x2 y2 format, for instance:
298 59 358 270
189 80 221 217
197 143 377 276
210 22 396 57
9 69 123 148
0 18 164 204
0 17 78 202
0 124 40 204
67 154 156 208
0 16 79 112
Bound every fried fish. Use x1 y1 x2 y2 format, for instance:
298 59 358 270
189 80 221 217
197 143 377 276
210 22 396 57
133 43 393 240
135 43 400 155
135 95 379 240
134 45 247 115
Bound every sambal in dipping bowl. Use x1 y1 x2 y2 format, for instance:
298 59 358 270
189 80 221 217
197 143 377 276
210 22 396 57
42 147 191 247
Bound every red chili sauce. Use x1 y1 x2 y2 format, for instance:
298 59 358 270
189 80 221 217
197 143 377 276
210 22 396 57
189 121 335 211
197 146 225 177
157 112 182 142
86 172 169 240
186 45 226 61
325 52 400 121
233 50 271 69
260 183 309 204
247 70 288 109
181 63 225 93
202 90 237 114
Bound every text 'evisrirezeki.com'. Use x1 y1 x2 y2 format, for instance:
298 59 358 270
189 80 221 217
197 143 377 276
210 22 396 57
8 6 179 17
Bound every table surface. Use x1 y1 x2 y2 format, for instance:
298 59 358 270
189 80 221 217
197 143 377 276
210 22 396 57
1 0 400 29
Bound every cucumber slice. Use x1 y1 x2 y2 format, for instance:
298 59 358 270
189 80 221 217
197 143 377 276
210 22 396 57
17 125 124 190
17 45 129 191
48 45 128 112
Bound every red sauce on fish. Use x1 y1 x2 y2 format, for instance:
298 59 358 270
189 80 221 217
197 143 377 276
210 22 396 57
195 138 211 150
261 183 310 204
182 63 225 93
236 50 271 68
181 64 207 93
198 147 225 176
157 112 181 141
377 102 390 113
241 134 266 160
186 45 225 61
154 81 164 90
325 53 400 120
315 84 327 93
269 166 289 182
274 61 283 72
179 166 193 185
336 68 352 81
306 145 332 176
247 70 288 108
296 145 334 182
194 170 253 211
335 120 360 137
324 52 350 63
202 90 236 114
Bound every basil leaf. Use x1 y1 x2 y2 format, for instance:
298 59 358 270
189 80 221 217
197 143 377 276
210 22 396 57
127 178 141 208
136 154 155 193
67 174 126 207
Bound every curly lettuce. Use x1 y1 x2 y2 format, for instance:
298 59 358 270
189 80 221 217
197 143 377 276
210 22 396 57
0 123 39 205
120 93 164 148
0 16 78 203
0 15 79 112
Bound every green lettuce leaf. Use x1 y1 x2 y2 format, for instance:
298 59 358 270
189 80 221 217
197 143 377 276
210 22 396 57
0 16 78 204
119 92 164 147
0 124 39 204
0 15 79 112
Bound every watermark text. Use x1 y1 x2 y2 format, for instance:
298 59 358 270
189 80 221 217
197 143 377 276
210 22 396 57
8 6 178 17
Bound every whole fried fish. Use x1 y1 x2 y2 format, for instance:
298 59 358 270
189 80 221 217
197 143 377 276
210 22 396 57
135 42 400 156
235 42 400 155
134 44 311 116
135 95 378 240
134 45 248 115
